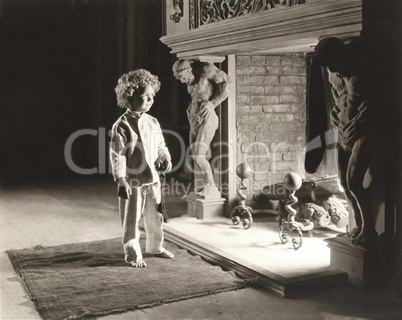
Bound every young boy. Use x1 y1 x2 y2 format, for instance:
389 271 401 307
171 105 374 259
110 69 174 268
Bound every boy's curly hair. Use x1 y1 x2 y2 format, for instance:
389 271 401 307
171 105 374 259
115 69 161 109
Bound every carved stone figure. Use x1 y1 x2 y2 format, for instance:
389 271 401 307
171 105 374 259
173 59 230 198
314 37 380 246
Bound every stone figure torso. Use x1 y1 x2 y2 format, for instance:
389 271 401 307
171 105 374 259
328 72 363 126
187 66 217 117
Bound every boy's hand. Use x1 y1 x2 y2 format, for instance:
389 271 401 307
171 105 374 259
155 155 172 173
117 177 131 199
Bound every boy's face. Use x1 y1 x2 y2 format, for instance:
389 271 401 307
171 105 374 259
129 84 155 113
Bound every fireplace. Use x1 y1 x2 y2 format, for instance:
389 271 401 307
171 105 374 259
160 0 400 290
161 0 362 213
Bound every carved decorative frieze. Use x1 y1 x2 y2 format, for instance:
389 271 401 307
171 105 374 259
190 0 197 29
197 0 306 26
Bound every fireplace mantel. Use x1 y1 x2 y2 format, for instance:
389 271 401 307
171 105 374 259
160 0 362 58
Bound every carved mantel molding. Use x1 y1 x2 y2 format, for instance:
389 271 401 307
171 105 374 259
160 0 362 58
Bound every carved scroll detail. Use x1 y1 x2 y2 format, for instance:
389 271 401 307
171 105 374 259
198 0 305 26
170 0 183 23
190 0 197 29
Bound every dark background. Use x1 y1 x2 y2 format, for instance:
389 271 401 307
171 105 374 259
0 0 184 185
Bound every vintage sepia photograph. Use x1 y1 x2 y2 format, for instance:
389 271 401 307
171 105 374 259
1 0 401 319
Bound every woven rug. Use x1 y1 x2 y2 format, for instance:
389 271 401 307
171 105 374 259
8 237 250 320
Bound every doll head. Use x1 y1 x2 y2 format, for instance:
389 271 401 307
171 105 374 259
115 69 161 109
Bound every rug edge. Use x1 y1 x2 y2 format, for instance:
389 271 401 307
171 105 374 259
6 250 46 318
65 280 252 320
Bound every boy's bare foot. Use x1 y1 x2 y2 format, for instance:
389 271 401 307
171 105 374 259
155 250 174 259
129 260 147 268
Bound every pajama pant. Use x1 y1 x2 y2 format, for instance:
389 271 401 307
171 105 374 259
119 182 165 263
